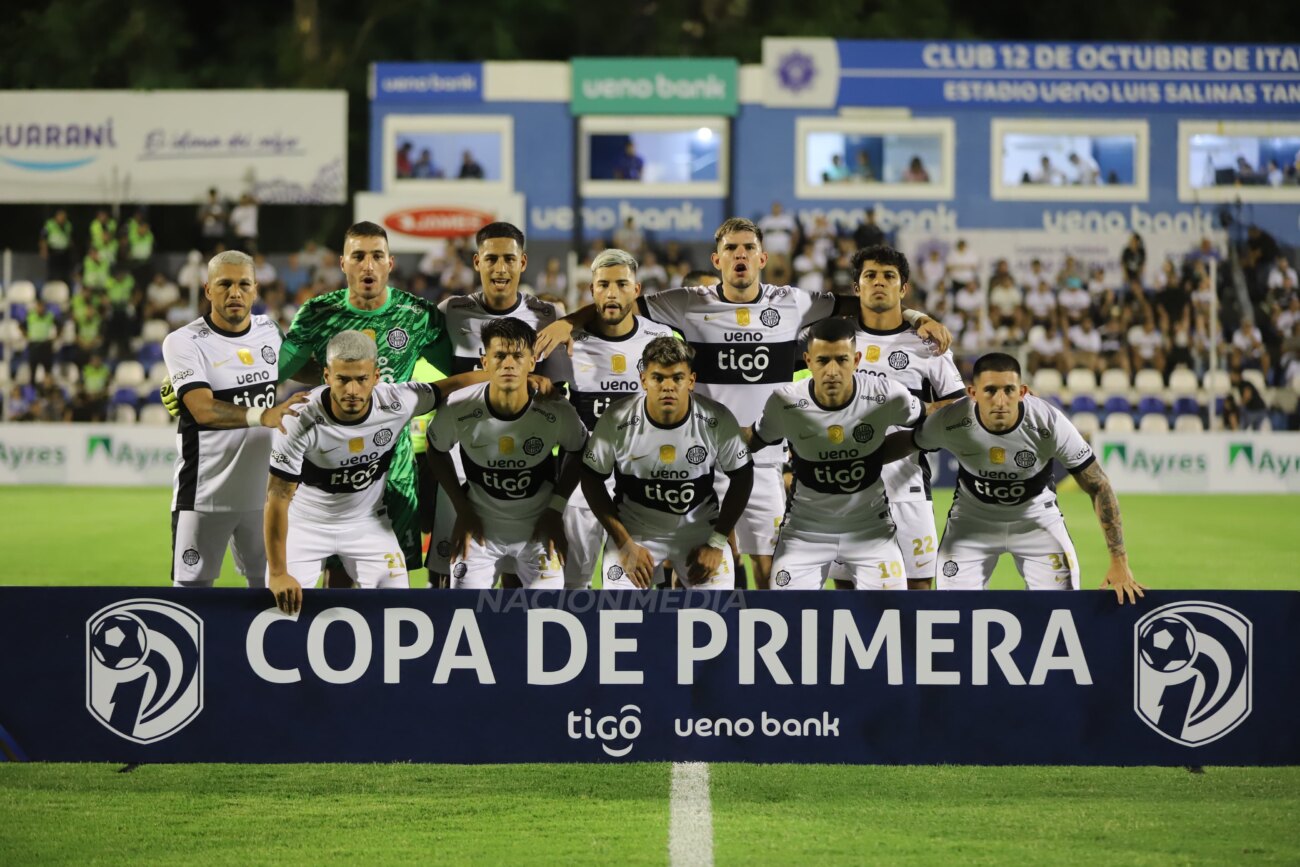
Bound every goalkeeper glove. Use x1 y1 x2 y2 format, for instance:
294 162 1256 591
160 376 181 418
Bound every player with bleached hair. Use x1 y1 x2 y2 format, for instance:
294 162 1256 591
877 352 1145 602
264 331 481 614
748 317 923 590
583 336 752 590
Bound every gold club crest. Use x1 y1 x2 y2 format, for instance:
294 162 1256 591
237 348 254 366
659 445 676 463
348 437 365 453
735 308 751 326
827 425 844 444
990 447 1006 464
865 345 881 363
499 436 515 455
611 354 627 374
361 329 377 342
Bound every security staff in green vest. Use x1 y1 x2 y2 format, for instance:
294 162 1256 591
82 248 111 291
105 265 135 306
23 300 60 383
40 209 74 283
89 210 118 263
127 213 155 283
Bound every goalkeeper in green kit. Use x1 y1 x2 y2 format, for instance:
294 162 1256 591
164 221 453 579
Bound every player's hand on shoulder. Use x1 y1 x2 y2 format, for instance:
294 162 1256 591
263 391 312 433
535 320 575 359
915 317 952 354
1100 563 1146 605
527 374 556 397
268 572 302 615
160 376 180 418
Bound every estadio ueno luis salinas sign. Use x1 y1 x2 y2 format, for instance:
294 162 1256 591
0 588 1292 765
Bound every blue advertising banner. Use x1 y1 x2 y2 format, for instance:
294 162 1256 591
763 39 1300 114
2 588 1295 765
370 63 483 105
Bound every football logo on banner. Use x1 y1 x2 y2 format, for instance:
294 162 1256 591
86 599 203 744
1134 602 1252 747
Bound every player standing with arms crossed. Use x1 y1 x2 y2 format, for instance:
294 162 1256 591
878 352 1145 602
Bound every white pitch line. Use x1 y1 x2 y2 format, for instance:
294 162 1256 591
669 761 714 867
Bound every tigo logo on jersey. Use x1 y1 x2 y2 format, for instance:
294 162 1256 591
237 349 255 366
865 345 880 363
348 437 365 453
1134 602 1251 747
500 436 515 455
611 354 627 374
827 425 844 444
659 445 676 463
735 308 750 326
990 447 1006 464
86 599 203 744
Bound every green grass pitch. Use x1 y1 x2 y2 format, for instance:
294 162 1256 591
1 486 1297 864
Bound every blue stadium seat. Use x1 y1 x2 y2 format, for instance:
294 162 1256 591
1070 395 1098 415
8 303 27 324
1137 396 1167 417
143 388 164 405
138 343 165 367
1103 395 1131 416
111 386 139 407
1172 396 1201 417
20 384 37 403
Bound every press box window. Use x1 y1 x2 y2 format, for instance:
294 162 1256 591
1179 121 1300 203
990 119 1148 202
382 114 514 193
579 116 728 198
794 117 954 201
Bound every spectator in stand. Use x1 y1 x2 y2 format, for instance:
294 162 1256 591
412 148 438 179
1267 255 1298 301
67 385 101 422
88 209 118 262
1232 316 1271 374
1021 258 1048 294
1166 321 1199 379
1055 255 1084 289
197 188 228 254
792 241 824 293
806 214 836 270
851 150 875 181
1266 159 1284 187
230 194 259 252
1030 155 1065 185
81 247 110 292
613 216 645 259
1098 307 1130 375
945 238 979 293
1086 265 1108 301
1029 323 1071 374
952 279 983 319
176 250 206 305
82 354 110 399
126 211 154 286
396 142 414 178
1025 281 1058 329
280 253 312 298
958 309 994 353
639 252 667 294
39 209 75 283
1129 314 1167 376
22 300 59 384
852 209 885 250
1068 151 1101 185
458 150 485 179
918 248 947 300
1275 295 1300 340
1239 381 1270 429
140 273 179 321
758 201 798 260
614 141 645 180
1155 273 1193 336
1058 277 1092 326
1067 317 1103 374
534 256 570 298
987 262 1024 340
440 256 475 296
825 238 858 295
1243 225 1280 302
253 253 278 288
902 156 930 183
1120 233 1146 286
1188 237 1222 268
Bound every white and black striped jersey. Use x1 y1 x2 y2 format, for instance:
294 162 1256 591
754 373 922 526
428 383 587 533
568 316 676 430
163 314 282 512
913 395 1095 516
439 290 571 382
269 382 442 523
854 320 965 504
584 394 751 538
639 283 836 465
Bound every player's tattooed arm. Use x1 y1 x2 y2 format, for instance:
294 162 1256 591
535 306 598 359
287 359 324 386
181 389 264 429
1072 461 1146 604
264 476 302 614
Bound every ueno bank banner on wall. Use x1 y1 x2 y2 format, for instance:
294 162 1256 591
1 588 1295 765
0 91 347 203
1094 433 1300 494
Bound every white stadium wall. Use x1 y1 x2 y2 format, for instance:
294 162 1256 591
0 423 175 486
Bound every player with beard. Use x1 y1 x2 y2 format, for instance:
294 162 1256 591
562 249 675 587
539 218 950 588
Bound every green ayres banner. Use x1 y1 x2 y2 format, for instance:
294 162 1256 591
571 58 739 115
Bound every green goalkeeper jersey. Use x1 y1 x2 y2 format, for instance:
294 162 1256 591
279 287 453 567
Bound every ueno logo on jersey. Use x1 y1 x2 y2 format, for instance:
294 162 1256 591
383 207 494 238
1134 602 1251 747
86 599 203 744
568 705 642 757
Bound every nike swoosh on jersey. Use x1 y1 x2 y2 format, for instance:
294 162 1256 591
915 560 934 570
213 358 232 367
